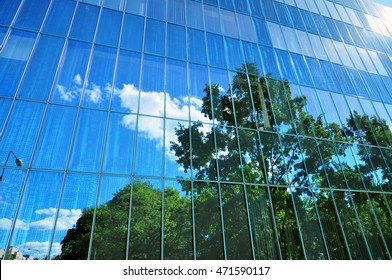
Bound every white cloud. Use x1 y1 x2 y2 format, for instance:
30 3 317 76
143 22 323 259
0 208 82 231
19 241 61 259
84 83 103 104
73 74 82 85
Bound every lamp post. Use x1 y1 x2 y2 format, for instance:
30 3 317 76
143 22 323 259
0 151 23 182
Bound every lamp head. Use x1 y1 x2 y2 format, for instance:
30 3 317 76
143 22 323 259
15 158 23 167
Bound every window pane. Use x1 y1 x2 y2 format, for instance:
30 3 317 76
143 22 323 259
68 109 107 172
144 19 165 56
147 0 166 20
187 28 207 64
0 0 22 26
204 4 221 34
14 0 50 31
18 35 65 101
167 24 186 60
0 30 36 97
43 0 76 36
168 0 185 25
206 33 226 68
121 14 144 52
96 8 122 47
69 3 100 42
125 0 145 16
8 171 63 260
52 40 91 105
166 59 188 119
33 105 77 170
186 0 203 30
221 9 239 38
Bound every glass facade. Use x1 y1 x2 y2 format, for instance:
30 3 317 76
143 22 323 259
0 0 391 260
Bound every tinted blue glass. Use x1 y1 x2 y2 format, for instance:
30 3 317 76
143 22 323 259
360 71 382 101
237 13 257 43
69 109 107 172
220 9 239 38
334 21 354 45
206 33 226 68
0 0 22 25
103 0 125 10
375 75 392 103
224 37 244 70
332 64 355 95
147 0 166 20
187 0 203 30
262 0 278 23
14 0 50 31
18 35 65 101
323 17 342 41
0 101 44 165
125 0 145 15
346 69 369 98
204 0 218 5
287 5 305 31
134 116 163 176
311 13 330 38
219 0 234 10
82 45 117 110
9 171 63 260
69 3 100 42
96 8 122 47
233 0 249 14
346 25 365 48
242 42 262 75
378 53 392 77
112 50 141 113
252 18 272 46
103 112 135 174
0 27 6 46
274 1 293 27
144 19 165 56
290 53 313 87
0 30 36 97
188 28 207 64
168 0 185 25
248 0 264 18
0 98 11 131
166 59 188 119
52 40 91 105
33 105 77 170
121 14 144 52
259 46 280 78
42 0 76 36
300 10 319 35
305 56 328 91
275 50 296 83
204 4 221 34
141 54 164 93
167 24 186 60
319 61 341 93
189 63 209 101
140 61 165 115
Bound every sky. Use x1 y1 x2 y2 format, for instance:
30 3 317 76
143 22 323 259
373 0 392 7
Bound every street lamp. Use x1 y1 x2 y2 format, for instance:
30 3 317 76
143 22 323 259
0 151 23 182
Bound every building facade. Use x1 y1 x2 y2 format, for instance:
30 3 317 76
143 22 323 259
0 0 391 260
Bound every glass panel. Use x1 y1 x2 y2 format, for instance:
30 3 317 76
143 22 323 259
221 184 252 259
144 19 165 56
102 112 135 174
125 0 145 16
187 28 207 64
0 0 22 26
18 35 65 101
315 190 350 259
220 9 239 38
95 8 122 47
194 182 224 259
51 40 91 105
352 192 389 259
146 0 166 20
246 186 279 259
165 119 190 179
0 101 44 166
7 171 62 260
33 105 77 170
52 173 98 259
270 187 304 259
0 98 11 131
0 169 26 257
163 180 193 259
186 0 203 30
0 30 36 97
204 4 221 34
252 18 272 47
134 116 163 176
206 33 226 68
14 0 51 31
69 3 100 42
140 55 165 116
237 13 257 43
168 0 185 25
167 24 186 60
82 45 116 110
128 179 162 259
91 176 131 260
103 0 124 10
224 37 244 70
165 59 188 119
121 14 144 52
42 0 76 36
369 193 392 254
333 191 370 259
68 109 107 172
111 50 141 113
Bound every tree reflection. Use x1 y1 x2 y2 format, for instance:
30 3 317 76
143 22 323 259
55 62 391 260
